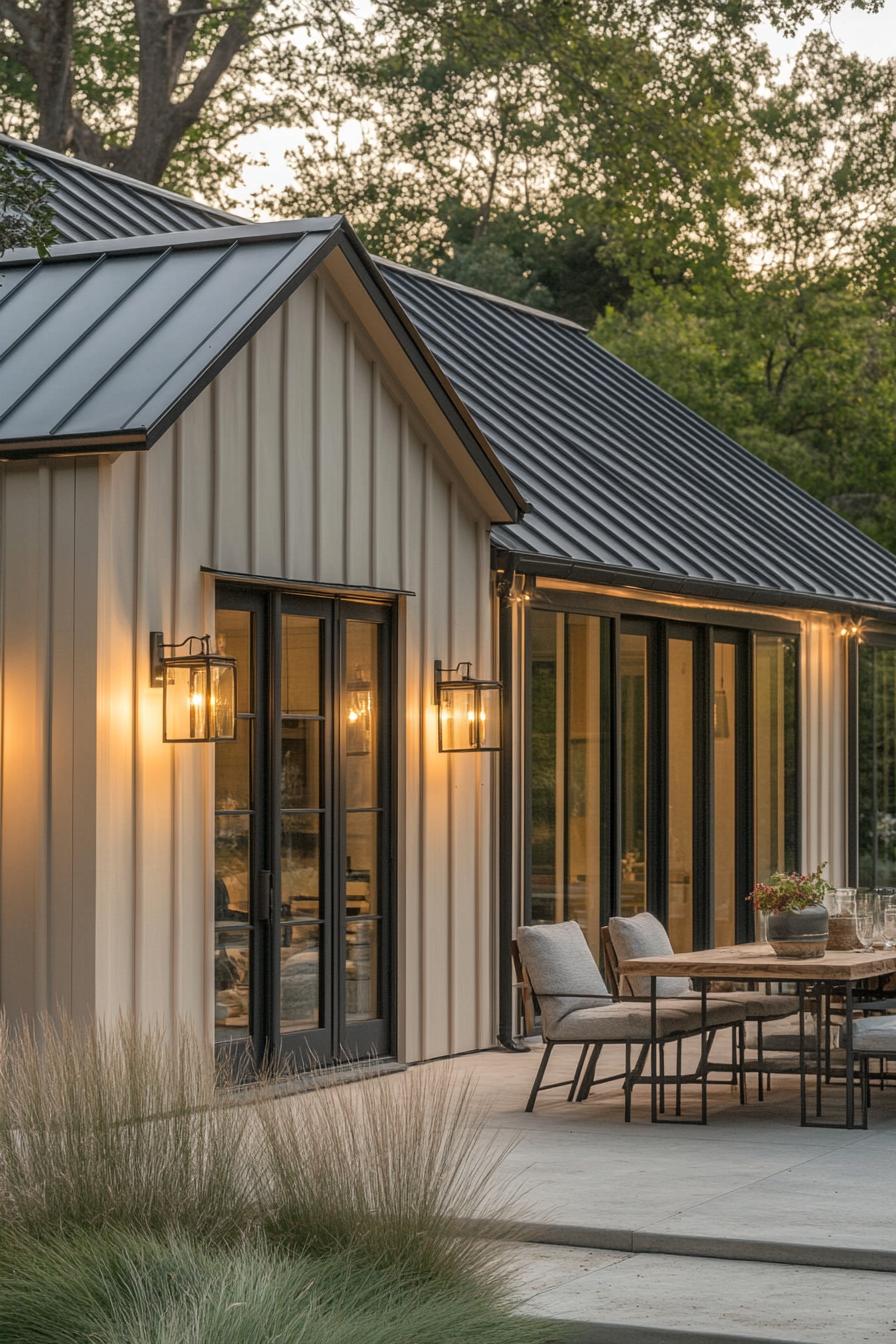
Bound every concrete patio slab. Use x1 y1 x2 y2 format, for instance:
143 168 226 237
445 1042 896 1265
506 1243 896 1343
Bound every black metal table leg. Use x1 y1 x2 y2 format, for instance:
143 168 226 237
700 978 708 1125
798 981 807 1126
650 976 658 1124
845 982 855 1129
814 984 823 1118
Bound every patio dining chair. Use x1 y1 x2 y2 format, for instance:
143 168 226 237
834 998 896 1126
604 912 800 1101
515 921 746 1121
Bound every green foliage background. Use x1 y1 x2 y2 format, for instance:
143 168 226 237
2 0 895 546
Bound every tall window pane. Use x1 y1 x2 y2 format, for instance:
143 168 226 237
754 634 798 883
214 608 253 1044
529 611 562 926
668 637 694 950
859 645 896 887
713 641 737 946
620 631 648 917
528 609 608 954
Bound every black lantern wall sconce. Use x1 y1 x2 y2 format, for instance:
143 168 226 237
149 632 237 743
434 660 502 752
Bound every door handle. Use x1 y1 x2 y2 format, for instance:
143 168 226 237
256 870 274 923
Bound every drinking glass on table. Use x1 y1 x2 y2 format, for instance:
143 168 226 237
834 887 857 916
880 897 896 949
856 909 875 950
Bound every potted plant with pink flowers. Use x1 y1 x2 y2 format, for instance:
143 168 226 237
748 863 833 959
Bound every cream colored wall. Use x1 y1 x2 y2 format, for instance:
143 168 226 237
89 260 496 1059
0 459 100 1021
802 613 848 884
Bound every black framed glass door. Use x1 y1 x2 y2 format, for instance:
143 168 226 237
214 585 393 1068
525 600 799 955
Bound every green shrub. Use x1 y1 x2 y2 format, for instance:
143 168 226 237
0 1228 556 1344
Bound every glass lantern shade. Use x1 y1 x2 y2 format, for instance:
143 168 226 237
157 642 237 743
436 669 501 752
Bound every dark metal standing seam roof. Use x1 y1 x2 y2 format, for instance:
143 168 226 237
2 133 242 242
0 218 525 521
3 137 896 610
381 260 896 615
0 222 337 451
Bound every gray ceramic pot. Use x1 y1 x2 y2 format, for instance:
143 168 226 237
766 903 829 959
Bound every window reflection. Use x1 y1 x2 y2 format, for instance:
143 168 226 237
713 641 737 946
282 616 320 715
754 634 798 883
346 920 378 1021
215 929 250 1037
528 609 609 954
859 644 896 887
620 631 648 917
668 638 694 950
280 923 320 1030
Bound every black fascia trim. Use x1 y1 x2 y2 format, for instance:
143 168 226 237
335 230 528 522
143 229 342 448
202 566 415 599
0 216 344 266
0 429 145 459
497 551 896 621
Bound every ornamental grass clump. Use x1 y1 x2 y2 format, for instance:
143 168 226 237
0 1013 250 1241
0 1015 545 1341
747 862 834 914
257 1063 521 1289
0 1228 553 1344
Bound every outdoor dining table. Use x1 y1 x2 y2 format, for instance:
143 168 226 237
618 942 896 1129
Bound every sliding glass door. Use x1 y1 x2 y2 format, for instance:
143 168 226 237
528 610 611 952
525 604 799 955
856 639 896 887
214 586 393 1068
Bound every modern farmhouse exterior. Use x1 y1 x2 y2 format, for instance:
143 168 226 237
3 134 896 1066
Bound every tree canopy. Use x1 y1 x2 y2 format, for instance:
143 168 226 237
0 147 56 255
1 0 895 544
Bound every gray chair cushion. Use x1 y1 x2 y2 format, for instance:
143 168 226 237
516 922 611 1036
664 999 746 1029
843 1016 896 1053
553 998 745 1042
608 912 690 997
746 1016 816 1052
682 991 799 1020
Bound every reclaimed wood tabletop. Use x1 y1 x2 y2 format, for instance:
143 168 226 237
618 941 896 983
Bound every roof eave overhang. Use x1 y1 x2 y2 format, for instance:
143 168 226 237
0 430 145 460
492 548 896 622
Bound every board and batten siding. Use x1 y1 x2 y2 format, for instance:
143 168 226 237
0 459 101 1020
88 262 496 1061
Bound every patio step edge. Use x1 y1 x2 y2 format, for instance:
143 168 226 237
542 1318 811 1344
505 1220 896 1273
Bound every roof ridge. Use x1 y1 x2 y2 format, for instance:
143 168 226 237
0 216 345 266
374 255 587 331
0 132 245 226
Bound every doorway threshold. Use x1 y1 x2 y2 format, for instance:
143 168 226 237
224 1057 406 1106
